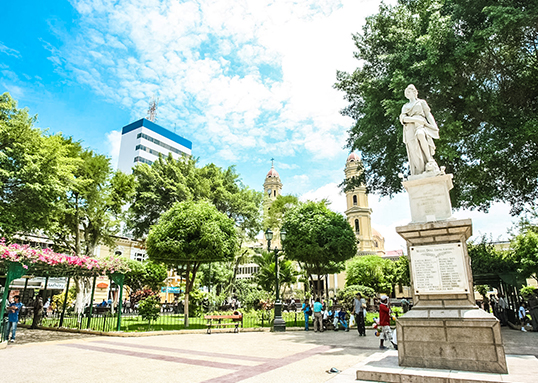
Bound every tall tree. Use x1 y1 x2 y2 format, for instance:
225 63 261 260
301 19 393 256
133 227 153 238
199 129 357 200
282 201 357 298
335 0 538 214
146 200 238 327
0 92 73 238
47 143 134 313
128 156 262 239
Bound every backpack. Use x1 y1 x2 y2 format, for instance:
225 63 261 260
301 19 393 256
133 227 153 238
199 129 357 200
305 305 312 315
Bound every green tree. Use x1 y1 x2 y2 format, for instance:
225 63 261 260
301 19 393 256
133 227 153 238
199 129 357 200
0 92 73 238
128 156 262 238
512 230 538 282
394 255 411 287
252 250 299 297
336 284 376 313
468 238 517 277
124 259 168 292
146 200 238 327
345 255 395 295
264 194 300 231
282 201 357 298
128 157 262 297
138 296 161 328
47 143 134 313
335 0 538 214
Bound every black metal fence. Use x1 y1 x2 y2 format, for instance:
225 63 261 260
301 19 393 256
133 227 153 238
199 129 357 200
17 307 307 333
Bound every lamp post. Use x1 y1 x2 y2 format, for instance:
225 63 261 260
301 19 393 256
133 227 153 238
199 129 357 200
265 228 287 332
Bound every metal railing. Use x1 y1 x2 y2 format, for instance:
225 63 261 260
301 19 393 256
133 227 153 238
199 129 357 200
18 308 306 333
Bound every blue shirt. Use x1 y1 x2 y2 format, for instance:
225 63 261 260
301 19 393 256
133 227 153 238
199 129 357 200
8 302 22 323
313 302 323 313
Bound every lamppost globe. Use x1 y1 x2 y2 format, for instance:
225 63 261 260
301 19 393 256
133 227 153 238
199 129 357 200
265 229 273 241
280 229 286 242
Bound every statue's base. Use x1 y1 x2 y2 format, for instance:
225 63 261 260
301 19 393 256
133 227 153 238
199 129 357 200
395 219 507 374
403 173 453 223
396 308 507 374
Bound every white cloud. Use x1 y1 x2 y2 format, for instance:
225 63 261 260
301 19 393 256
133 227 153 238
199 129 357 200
300 182 346 213
106 130 122 169
47 0 386 164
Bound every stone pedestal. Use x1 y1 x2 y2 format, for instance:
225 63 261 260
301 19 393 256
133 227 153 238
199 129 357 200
403 173 453 223
396 219 507 374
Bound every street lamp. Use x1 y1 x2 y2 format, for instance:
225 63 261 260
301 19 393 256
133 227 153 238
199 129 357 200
265 228 287 332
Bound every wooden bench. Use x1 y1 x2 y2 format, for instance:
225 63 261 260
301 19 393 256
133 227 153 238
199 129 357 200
204 314 243 334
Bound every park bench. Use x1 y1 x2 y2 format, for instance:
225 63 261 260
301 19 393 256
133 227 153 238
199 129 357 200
204 314 243 334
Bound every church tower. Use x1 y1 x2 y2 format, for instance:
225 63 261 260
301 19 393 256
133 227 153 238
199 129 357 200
344 153 378 254
263 162 282 201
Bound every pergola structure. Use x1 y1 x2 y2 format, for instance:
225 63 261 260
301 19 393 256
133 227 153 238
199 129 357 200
474 272 527 323
1 242 129 343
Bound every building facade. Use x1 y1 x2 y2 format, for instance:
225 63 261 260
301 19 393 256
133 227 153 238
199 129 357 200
117 118 192 174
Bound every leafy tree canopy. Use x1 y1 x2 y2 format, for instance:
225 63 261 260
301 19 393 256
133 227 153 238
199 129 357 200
128 155 262 239
264 194 300 231
0 92 75 238
345 255 395 294
146 200 238 326
335 0 538 214
124 259 168 292
468 238 518 277
282 201 357 297
252 250 299 297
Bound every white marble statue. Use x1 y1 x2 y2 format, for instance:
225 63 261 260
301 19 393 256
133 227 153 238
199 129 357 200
400 84 440 176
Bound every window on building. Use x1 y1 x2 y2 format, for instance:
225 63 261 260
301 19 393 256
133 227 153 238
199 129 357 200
135 144 166 158
354 219 360 234
133 156 153 165
374 241 378 248
115 251 122 256
136 133 188 156
133 252 148 262
274 190 276 197
353 195 357 205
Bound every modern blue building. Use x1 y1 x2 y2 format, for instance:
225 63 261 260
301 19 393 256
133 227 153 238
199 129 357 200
117 118 192 173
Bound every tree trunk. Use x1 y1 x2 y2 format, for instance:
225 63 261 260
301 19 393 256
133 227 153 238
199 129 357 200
184 263 190 328
74 277 92 315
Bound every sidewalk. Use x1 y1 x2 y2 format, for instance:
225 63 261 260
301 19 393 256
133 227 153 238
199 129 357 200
1 327 536 382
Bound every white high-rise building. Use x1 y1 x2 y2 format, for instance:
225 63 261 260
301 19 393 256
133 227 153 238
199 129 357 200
117 118 192 174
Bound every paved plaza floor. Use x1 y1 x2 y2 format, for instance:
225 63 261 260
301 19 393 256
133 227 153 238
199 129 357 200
1 327 537 383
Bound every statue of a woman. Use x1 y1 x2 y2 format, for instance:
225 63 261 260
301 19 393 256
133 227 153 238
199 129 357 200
400 84 440 176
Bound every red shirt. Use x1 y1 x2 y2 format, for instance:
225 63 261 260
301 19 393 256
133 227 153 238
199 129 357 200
379 303 390 326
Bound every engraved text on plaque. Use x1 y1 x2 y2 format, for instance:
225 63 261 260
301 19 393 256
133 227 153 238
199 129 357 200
410 242 469 294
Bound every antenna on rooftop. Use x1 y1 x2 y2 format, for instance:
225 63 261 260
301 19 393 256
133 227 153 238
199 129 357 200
147 96 159 122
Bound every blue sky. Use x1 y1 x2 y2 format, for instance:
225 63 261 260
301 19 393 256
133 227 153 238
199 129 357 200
0 0 516 250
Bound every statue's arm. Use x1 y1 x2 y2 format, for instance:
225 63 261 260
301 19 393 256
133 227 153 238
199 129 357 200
421 100 438 130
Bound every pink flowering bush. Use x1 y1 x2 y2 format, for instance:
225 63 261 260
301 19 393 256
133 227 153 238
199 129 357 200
0 239 130 276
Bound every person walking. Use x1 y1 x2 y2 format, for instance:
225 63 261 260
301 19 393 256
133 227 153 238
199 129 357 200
528 290 538 332
31 296 43 329
7 295 23 342
498 294 508 326
313 298 323 332
519 302 528 332
378 296 392 350
302 299 312 331
353 292 366 336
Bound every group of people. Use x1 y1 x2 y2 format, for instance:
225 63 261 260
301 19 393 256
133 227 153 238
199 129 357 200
300 293 396 350
477 291 538 332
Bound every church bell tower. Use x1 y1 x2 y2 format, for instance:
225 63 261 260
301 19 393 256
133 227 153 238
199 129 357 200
344 153 376 254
